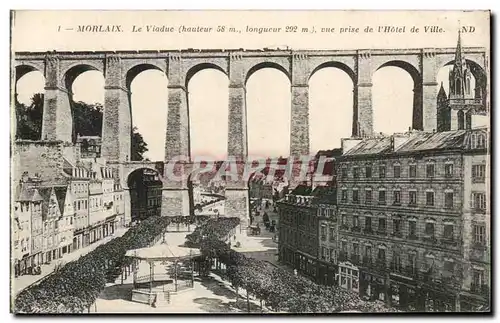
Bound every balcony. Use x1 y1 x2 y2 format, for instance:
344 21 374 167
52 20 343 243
408 234 418 241
403 266 418 278
363 228 374 235
448 98 484 107
340 224 349 231
351 254 361 265
351 226 361 233
470 284 490 298
422 235 437 244
392 231 403 238
362 256 372 267
390 263 404 275
441 238 459 248
472 177 485 184
375 259 387 271
378 200 386 206
376 229 387 236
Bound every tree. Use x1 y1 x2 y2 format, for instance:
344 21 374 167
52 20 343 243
131 126 148 161
15 93 44 140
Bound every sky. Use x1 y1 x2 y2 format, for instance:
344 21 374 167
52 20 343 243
12 11 489 161
16 64 479 161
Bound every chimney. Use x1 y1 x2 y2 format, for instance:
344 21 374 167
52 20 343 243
341 137 363 154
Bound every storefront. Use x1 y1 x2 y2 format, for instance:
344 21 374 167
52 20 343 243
296 252 318 280
317 261 337 286
338 262 360 292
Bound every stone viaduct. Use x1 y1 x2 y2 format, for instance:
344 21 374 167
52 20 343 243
13 47 488 222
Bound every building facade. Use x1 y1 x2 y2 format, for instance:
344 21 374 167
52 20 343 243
336 128 489 311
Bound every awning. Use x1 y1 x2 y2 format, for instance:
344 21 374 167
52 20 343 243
125 244 201 262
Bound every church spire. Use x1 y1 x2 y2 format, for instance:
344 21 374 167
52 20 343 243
437 82 447 101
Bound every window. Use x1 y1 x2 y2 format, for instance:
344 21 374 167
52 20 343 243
426 164 435 178
77 201 81 210
409 164 417 178
378 218 386 232
365 166 372 178
473 225 486 244
353 243 359 255
477 134 486 148
341 214 347 226
393 252 402 272
473 193 486 210
353 215 360 228
445 164 454 178
409 190 417 206
352 189 359 204
365 217 372 231
321 247 326 259
472 270 485 288
378 248 386 262
444 260 455 274
425 222 435 237
393 218 401 235
426 191 434 206
443 224 454 240
472 164 486 181
393 190 401 205
341 189 348 202
341 167 348 178
408 253 416 271
379 165 386 178
378 190 386 204
365 245 372 258
408 220 417 238
329 227 335 242
393 164 401 178
330 249 336 262
365 189 372 204
353 167 359 179
321 225 327 241
341 241 347 252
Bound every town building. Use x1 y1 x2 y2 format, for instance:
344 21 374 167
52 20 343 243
69 166 91 249
114 183 127 227
336 127 489 311
54 186 75 258
129 168 163 222
38 186 61 263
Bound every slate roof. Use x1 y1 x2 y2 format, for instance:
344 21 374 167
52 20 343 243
344 128 488 157
311 186 337 205
344 136 393 156
53 186 68 215
290 183 312 196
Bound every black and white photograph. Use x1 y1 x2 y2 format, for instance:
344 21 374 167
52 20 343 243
9 10 491 314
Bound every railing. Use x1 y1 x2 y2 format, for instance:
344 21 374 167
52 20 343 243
375 229 387 236
470 284 490 297
448 98 483 106
362 256 372 267
351 254 361 265
392 231 403 238
338 251 348 262
351 226 361 233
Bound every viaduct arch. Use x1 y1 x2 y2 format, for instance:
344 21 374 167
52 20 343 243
13 47 489 222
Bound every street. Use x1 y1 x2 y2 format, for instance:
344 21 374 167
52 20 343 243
13 226 129 296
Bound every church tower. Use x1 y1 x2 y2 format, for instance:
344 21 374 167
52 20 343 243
437 82 450 131
447 30 484 130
